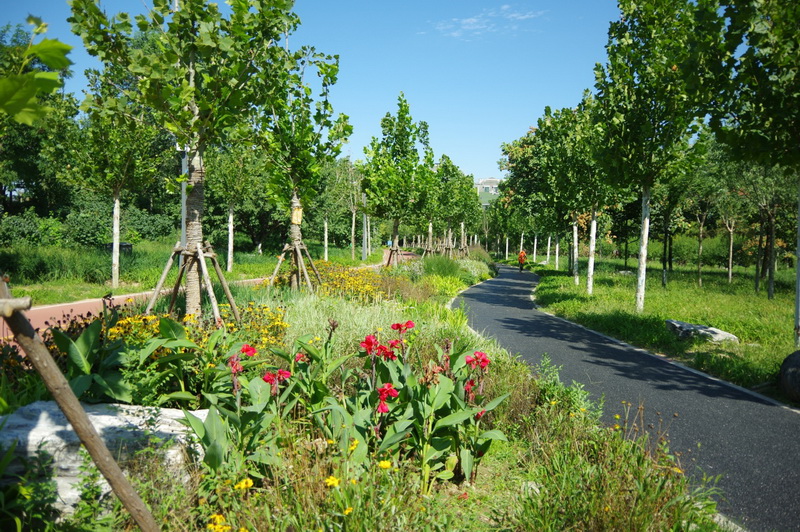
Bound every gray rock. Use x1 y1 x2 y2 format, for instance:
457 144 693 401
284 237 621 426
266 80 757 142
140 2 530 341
0 401 207 515
665 319 739 344
780 351 800 403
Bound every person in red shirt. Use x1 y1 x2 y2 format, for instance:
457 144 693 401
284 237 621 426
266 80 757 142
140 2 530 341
517 249 527 272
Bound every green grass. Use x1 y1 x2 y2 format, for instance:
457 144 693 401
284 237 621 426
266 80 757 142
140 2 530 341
525 256 796 393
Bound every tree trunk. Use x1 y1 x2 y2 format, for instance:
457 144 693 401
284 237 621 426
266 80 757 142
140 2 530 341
755 213 764 293
505 236 509 260
726 219 735 284
697 213 707 288
572 213 579 286
661 212 669 288
350 209 356 261
520 231 524 253
555 238 560 271
794 182 800 347
546 235 552 264
111 191 120 289
391 218 400 266
185 146 205 316
323 216 329 262
533 234 538 263
635 184 652 313
668 232 674 272
587 206 597 295
227 203 234 273
768 210 776 300
367 216 372 255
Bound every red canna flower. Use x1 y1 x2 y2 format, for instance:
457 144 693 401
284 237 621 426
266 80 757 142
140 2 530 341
360 335 380 356
228 354 244 375
262 372 277 385
277 369 291 382
377 344 397 361
295 352 309 363
388 339 401 349
466 351 490 371
391 320 415 334
475 409 486 421
241 344 257 357
376 382 399 414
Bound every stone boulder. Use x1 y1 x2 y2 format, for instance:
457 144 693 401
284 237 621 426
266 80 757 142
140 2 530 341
780 351 800 403
665 319 739 344
0 401 207 515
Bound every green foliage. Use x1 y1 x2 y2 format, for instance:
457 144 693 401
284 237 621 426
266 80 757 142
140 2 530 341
0 435 59 532
50 308 131 403
0 17 72 126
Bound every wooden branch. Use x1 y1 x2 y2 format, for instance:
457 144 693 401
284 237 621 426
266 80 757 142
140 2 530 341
0 297 31 317
196 243 221 326
145 241 182 315
0 280 159 532
205 241 241 324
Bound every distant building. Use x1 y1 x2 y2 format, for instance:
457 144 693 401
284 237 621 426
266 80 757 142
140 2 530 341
475 178 503 209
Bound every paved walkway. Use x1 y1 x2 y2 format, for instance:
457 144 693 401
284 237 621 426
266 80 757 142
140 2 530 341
456 264 800 532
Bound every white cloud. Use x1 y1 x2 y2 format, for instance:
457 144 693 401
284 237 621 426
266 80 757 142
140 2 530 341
434 4 546 39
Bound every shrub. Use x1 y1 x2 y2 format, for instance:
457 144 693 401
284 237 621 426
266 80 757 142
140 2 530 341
65 210 109 247
123 206 177 242
423 256 461 278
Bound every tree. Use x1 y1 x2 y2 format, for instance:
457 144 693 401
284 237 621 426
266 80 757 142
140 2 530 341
594 0 709 312
205 144 265 271
70 0 297 315
706 0 800 344
259 44 351 288
433 155 481 257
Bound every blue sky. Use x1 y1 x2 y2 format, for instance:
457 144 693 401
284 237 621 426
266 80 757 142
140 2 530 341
4 1 621 181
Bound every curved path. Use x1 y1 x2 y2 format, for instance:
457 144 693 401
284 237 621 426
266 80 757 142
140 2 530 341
455 264 800 532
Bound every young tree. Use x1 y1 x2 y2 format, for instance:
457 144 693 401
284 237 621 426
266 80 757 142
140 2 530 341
594 0 709 312
70 0 297 315
362 93 435 266
259 45 351 289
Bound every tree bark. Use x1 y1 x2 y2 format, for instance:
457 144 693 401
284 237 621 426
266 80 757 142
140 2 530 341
519 231 524 254
546 235 552 264
572 213 579 286
323 216 329 262
587 206 597 295
755 212 764 293
725 219 735 284
555 238 560 271
350 209 356 261
533 234 538 263
227 203 234 273
697 212 707 288
111 191 120 289
184 146 205 316
768 210 776 300
505 236 509 260
635 184 652 313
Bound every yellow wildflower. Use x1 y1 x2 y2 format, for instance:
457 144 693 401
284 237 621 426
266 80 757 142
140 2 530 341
378 460 392 469
325 476 340 487
234 478 253 490
344 507 353 515
326 439 335 445
349 439 359 452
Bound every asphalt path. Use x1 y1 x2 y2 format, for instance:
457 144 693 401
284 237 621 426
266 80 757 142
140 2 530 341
455 264 800 532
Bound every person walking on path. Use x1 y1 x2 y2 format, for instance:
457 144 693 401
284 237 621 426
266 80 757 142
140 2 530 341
517 249 527 272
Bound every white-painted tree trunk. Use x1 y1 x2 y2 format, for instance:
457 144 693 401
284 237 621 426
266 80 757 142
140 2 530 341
227 204 234 272
505 236 509 260
555 239 560 270
111 192 120 289
367 216 371 255
323 216 329 262
546 235 551 264
533 234 538 263
635 185 652 313
572 214 579 286
587 206 598 295
519 231 524 253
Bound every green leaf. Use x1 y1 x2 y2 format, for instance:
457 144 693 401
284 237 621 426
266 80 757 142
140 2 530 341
159 317 186 339
69 374 93 398
93 373 132 403
478 429 508 442
204 440 225 471
137 338 168 365
433 409 475 432
27 39 73 70
158 391 197 405
182 410 206 440
482 392 510 413
432 375 454 411
460 448 474 481
435 470 454 480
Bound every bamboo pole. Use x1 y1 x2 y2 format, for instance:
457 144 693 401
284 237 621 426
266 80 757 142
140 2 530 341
196 243 221 325
0 280 159 532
